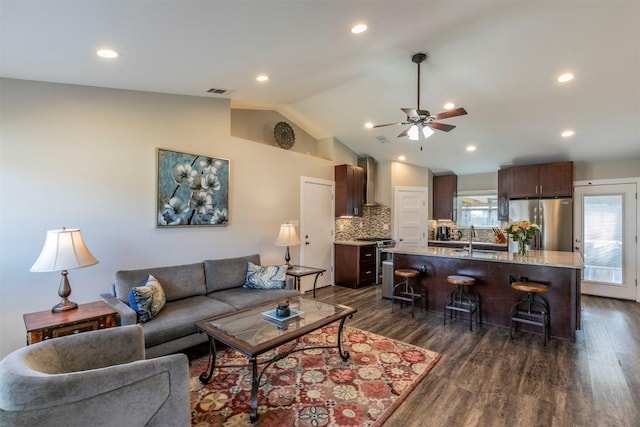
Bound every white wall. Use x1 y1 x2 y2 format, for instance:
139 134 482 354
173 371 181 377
0 78 333 357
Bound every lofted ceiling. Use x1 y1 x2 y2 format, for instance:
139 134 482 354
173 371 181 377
1 0 638 175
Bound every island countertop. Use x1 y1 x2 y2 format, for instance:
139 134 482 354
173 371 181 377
384 245 584 269
387 246 583 342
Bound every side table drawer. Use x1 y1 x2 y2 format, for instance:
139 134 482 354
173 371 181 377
43 317 104 340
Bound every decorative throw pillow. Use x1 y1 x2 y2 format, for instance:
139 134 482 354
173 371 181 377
128 274 166 323
244 262 288 289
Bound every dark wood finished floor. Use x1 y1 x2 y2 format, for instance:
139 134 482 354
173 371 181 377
311 285 640 427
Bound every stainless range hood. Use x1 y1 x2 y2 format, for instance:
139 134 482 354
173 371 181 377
357 157 377 206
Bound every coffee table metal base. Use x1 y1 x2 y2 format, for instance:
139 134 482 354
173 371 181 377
199 315 353 422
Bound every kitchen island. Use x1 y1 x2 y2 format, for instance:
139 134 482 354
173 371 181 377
384 246 584 341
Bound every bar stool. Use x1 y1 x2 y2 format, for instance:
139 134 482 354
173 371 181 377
510 281 550 346
444 275 480 331
391 269 421 318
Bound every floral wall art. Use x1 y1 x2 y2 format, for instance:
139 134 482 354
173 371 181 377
157 148 229 227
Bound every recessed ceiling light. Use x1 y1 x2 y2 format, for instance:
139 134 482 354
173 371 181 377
444 102 455 110
466 145 477 152
561 130 575 138
96 49 118 59
364 122 373 129
558 73 574 83
398 155 406 161
256 74 269 82
351 24 367 34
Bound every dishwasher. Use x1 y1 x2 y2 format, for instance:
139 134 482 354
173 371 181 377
381 260 394 299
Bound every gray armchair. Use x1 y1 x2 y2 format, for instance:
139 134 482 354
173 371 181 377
0 325 190 426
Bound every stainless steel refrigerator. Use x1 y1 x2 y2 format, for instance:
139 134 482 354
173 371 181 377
508 198 573 252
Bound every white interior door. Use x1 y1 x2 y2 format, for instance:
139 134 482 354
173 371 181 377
394 186 427 247
300 176 334 293
574 181 637 300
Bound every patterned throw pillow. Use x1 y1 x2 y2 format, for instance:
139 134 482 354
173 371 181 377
244 262 288 289
128 274 166 323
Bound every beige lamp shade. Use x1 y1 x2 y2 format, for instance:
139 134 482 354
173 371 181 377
30 228 99 313
274 224 300 267
274 224 301 247
30 228 99 272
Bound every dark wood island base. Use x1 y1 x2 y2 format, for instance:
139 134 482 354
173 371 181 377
389 248 583 342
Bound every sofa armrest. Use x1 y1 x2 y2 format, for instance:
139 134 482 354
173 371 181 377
100 292 137 326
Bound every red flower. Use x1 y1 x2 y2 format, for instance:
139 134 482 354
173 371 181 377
347 332 368 343
360 381 392 399
373 340 397 351
329 368 355 384
334 402 367 426
352 352 377 365
401 349 426 363
301 355 326 368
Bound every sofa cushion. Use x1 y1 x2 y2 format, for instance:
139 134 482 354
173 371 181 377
210 287 300 311
128 275 166 323
244 262 288 289
114 263 205 303
140 296 236 347
203 254 260 293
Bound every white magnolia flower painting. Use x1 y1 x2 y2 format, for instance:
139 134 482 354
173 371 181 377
157 148 229 227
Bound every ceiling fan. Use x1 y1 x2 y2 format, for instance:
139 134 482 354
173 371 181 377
372 52 467 143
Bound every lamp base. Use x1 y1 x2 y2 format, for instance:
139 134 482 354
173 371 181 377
52 270 78 312
52 298 78 313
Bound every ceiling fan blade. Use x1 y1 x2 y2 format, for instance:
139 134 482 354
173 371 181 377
434 107 468 120
397 128 410 138
401 108 419 119
372 122 404 128
428 122 456 132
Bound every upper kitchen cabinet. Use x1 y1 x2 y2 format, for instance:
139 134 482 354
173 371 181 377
432 174 457 220
335 164 364 216
509 161 573 199
497 168 509 221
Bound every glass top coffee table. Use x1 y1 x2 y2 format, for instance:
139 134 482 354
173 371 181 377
195 296 357 422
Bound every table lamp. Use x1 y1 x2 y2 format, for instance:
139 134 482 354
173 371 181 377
30 227 99 313
274 223 301 268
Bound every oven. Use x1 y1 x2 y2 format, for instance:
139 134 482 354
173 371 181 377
356 238 396 284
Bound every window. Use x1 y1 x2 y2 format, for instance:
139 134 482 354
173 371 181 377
456 191 499 228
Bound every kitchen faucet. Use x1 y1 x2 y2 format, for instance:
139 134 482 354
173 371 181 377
466 225 476 255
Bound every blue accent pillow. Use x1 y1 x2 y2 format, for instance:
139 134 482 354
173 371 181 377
244 262 287 289
128 274 166 323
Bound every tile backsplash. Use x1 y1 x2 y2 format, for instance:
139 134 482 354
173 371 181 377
334 205 391 241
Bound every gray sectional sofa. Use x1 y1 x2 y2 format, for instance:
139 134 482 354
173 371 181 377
100 254 300 358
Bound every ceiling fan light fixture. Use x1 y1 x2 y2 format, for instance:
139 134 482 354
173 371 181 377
422 126 434 139
408 125 420 141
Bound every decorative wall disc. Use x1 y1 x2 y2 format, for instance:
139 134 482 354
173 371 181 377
274 121 295 150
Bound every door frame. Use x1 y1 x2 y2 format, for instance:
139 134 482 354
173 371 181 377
574 177 639 302
300 176 335 290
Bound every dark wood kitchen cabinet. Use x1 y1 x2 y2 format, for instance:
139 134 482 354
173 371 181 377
497 168 509 221
334 243 376 288
509 161 573 199
335 164 364 217
432 174 457 221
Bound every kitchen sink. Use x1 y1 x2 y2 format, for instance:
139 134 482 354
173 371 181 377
449 249 500 259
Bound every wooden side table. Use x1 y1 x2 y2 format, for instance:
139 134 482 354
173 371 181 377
286 265 326 298
23 301 117 345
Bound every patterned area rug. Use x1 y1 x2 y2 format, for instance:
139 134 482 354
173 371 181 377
190 325 441 426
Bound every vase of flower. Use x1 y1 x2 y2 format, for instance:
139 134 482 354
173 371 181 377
516 239 528 258
505 221 540 258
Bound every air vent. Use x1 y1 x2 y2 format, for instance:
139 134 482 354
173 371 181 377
206 88 234 95
375 135 390 144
